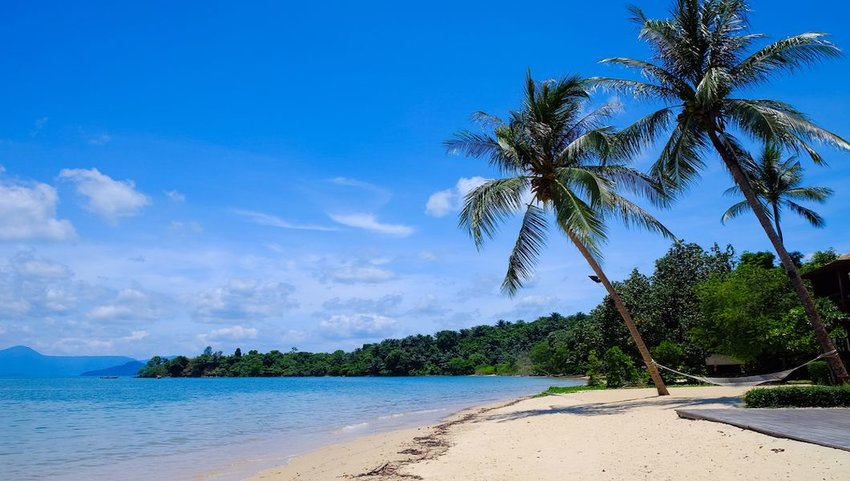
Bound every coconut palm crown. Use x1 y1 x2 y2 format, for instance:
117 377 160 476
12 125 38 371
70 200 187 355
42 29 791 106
446 73 674 394
722 144 833 243
595 0 850 383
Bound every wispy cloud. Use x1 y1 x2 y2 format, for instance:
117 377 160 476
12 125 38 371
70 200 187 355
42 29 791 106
328 213 414 237
326 177 392 204
231 209 337 231
59 168 150 224
165 190 186 203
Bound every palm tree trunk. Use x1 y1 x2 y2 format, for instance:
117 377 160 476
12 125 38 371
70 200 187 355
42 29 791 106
706 129 850 385
772 203 784 244
565 230 670 395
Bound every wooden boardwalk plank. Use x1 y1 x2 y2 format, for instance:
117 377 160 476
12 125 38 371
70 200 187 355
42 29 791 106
676 408 850 452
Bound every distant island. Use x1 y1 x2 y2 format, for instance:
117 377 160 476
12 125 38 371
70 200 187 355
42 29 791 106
0 345 143 378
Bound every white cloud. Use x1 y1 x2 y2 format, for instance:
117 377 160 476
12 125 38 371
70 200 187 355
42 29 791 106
122 330 149 342
87 133 112 146
169 221 203 235
515 295 559 307
165 190 186 203
425 176 489 217
86 287 168 322
231 209 337 231
323 294 403 313
10 253 72 279
194 278 298 322
319 313 397 339
59 168 150 223
326 177 392 204
0 179 76 241
202 325 258 342
418 251 438 262
328 213 414 237
330 265 395 284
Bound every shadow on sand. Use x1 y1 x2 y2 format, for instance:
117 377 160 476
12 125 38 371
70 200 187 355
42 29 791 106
482 393 742 423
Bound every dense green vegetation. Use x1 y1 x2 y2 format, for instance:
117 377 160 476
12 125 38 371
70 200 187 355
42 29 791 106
140 243 847 381
744 386 850 408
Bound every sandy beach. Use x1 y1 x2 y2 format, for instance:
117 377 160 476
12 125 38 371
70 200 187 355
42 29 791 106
248 386 850 481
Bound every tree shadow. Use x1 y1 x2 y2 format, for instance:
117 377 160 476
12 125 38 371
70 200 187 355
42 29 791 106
482 394 743 423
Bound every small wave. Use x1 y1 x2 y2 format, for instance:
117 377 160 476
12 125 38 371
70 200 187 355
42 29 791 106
378 407 446 420
339 422 369 432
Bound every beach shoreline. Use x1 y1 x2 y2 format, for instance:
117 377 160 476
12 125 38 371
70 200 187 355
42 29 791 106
246 386 850 481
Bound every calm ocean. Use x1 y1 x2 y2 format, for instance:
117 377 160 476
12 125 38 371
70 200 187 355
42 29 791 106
0 376 580 481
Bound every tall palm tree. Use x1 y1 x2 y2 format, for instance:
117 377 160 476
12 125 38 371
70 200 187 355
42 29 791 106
446 74 674 395
594 0 850 383
722 144 833 243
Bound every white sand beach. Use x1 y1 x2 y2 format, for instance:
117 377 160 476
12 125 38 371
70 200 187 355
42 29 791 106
248 386 850 481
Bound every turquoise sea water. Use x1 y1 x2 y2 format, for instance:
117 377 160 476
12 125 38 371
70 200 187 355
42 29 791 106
0 376 581 480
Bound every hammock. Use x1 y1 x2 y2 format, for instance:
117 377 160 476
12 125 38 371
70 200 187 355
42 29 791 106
652 350 838 387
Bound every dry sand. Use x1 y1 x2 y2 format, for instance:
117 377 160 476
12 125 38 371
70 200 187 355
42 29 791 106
248 386 850 481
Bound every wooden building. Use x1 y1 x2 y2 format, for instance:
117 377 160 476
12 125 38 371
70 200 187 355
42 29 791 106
802 253 850 353
801 253 850 313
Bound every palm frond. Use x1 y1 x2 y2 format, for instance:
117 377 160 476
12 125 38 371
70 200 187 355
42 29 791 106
613 107 676 161
458 177 528 249
723 99 850 160
649 116 708 190
694 67 731 106
733 33 842 86
784 186 833 203
585 164 674 208
784 200 826 228
598 57 694 96
720 200 753 224
551 184 607 258
601 192 675 240
589 77 679 101
501 204 549 296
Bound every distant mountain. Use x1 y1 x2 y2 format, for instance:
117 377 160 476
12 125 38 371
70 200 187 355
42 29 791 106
0 345 141 377
81 360 146 377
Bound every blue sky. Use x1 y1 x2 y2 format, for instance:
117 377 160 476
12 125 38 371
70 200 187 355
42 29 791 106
1 0 849 358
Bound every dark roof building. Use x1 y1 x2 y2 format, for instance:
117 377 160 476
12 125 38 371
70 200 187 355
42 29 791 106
801 253 850 313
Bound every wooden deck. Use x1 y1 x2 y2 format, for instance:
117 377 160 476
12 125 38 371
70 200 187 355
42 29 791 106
676 408 850 452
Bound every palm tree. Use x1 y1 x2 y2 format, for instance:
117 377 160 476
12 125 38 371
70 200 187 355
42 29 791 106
446 74 674 395
722 144 833 243
594 0 850 383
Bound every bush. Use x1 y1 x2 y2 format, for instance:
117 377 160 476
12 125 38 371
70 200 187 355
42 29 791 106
602 346 639 388
586 350 602 387
807 361 832 385
475 365 496 375
743 386 850 408
652 341 685 384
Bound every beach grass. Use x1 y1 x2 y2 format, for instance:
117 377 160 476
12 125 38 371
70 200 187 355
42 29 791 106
534 384 606 397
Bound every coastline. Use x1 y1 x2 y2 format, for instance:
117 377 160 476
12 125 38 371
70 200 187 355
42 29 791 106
246 386 850 481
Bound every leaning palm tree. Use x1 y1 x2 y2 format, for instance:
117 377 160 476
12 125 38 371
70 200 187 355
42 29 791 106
447 74 674 395
595 0 850 383
722 143 833 243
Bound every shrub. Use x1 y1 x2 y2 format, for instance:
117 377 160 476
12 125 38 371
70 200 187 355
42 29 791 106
743 386 850 408
586 350 602 387
652 341 685 384
807 361 832 385
494 363 516 375
602 346 639 388
475 365 496 375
